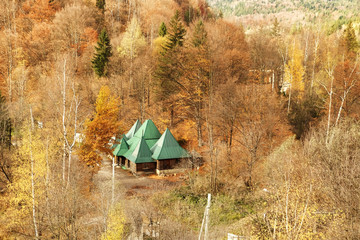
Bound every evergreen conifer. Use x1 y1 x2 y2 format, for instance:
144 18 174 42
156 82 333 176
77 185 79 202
92 28 112 77
192 20 207 48
96 0 105 11
163 11 186 50
159 22 167 37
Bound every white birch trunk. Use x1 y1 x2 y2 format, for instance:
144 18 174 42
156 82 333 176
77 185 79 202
29 109 39 239
311 36 319 95
62 59 67 183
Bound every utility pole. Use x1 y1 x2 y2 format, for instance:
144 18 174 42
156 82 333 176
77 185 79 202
198 193 211 240
112 156 115 205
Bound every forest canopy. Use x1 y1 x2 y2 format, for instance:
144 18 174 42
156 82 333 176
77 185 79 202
0 0 359 239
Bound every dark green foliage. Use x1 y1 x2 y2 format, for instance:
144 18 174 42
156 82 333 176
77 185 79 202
91 28 112 77
96 0 105 11
288 96 322 140
154 48 182 101
0 91 11 150
155 11 186 101
192 20 207 48
158 22 167 37
163 11 186 50
344 21 358 53
184 6 195 25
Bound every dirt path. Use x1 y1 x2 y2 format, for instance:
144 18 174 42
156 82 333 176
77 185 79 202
95 156 179 198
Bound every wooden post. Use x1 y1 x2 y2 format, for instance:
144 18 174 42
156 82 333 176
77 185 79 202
112 156 115 205
199 193 211 240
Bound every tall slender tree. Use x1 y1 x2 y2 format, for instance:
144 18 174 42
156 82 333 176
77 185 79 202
344 21 358 54
163 10 186 51
158 22 167 37
92 28 112 78
118 17 146 92
79 86 120 168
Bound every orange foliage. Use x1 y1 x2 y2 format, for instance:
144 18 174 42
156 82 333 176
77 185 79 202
79 27 98 55
79 86 121 168
21 0 58 23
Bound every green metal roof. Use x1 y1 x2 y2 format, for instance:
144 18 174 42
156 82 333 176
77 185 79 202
145 139 159 149
113 138 129 156
151 128 190 160
124 136 155 163
125 120 141 139
125 136 158 152
133 119 161 140
110 143 118 150
122 134 129 141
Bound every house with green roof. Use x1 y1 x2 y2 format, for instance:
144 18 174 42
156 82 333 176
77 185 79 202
112 137 129 166
113 119 190 174
151 128 191 173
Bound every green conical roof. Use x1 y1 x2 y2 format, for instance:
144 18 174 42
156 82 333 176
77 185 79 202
124 136 154 163
113 138 129 156
151 128 190 160
125 120 141 139
122 134 129 141
133 119 161 140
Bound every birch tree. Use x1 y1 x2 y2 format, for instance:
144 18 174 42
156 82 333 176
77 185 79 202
118 16 146 92
284 43 305 113
57 57 81 184
6 123 47 238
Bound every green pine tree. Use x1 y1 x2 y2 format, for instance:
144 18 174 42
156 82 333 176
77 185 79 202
92 28 112 77
344 21 358 53
163 10 186 50
184 6 194 26
192 20 207 48
96 0 105 11
159 22 167 37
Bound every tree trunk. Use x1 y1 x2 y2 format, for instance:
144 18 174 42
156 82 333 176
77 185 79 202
326 80 333 142
196 115 202 147
311 36 319 96
28 112 39 239
287 82 292 114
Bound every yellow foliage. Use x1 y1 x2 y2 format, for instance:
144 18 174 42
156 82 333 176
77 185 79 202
153 36 167 56
5 125 47 235
118 16 146 58
101 203 126 240
284 44 305 96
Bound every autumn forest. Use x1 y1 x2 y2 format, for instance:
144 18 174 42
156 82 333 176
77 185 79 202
0 0 360 239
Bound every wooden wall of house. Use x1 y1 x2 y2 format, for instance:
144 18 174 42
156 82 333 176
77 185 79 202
125 159 131 168
136 162 156 172
129 161 137 172
156 159 181 170
120 157 126 166
128 161 156 172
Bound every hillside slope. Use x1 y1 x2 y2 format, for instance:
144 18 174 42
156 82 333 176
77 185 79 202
207 0 360 19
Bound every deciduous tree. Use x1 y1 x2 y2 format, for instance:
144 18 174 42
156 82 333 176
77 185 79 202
118 17 146 92
79 86 120 168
